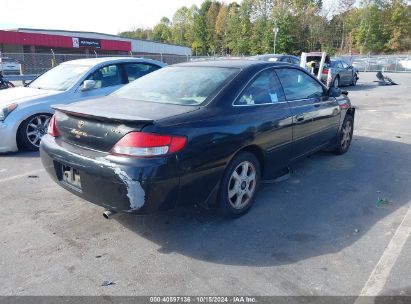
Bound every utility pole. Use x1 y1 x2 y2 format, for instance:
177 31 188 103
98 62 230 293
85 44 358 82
273 26 279 54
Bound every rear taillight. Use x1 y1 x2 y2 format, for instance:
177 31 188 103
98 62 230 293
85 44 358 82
322 69 329 74
48 115 60 137
110 132 187 157
339 103 350 109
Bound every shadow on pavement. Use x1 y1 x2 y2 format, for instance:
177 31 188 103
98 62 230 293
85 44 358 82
114 135 411 266
344 83 378 92
0 151 39 158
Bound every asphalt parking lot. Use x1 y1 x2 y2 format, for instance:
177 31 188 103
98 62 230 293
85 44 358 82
0 72 410 297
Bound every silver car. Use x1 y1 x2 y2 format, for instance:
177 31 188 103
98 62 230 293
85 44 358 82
0 57 21 75
0 57 165 152
321 59 359 88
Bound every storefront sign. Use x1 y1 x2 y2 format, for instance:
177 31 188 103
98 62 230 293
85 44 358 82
72 37 101 49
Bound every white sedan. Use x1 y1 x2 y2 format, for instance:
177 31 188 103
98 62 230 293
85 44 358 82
0 57 165 152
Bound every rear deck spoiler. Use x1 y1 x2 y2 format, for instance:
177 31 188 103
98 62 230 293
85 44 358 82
53 105 154 124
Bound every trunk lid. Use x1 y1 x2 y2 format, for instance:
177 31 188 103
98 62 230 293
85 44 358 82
53 96 200 152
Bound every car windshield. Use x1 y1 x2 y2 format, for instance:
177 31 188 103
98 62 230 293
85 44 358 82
29 64 90 91
112 66 239 106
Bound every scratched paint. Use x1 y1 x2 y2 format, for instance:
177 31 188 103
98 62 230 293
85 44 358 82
113 167 145 210
96 157 145 210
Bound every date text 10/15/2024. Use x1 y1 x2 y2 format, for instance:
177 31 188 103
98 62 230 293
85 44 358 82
149 296 257 303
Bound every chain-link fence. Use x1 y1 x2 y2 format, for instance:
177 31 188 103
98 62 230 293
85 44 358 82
189 54 411 73
0 52 191 75
336 55 411 72
1 52 410 76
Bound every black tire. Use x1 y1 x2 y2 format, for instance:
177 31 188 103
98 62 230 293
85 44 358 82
333 114 354 155
333 76 340 88
17 113 52 151
219 151 261 218
351 73 358 86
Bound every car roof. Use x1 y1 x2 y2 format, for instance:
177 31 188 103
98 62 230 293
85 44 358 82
253 54 300 60
254 54 282 58
61 57 165 67
173 59 294 69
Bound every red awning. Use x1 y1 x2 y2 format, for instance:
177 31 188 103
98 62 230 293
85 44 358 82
0 30 131 51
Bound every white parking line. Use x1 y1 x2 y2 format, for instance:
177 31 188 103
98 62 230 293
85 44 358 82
358 205 411 296
0 169 45 184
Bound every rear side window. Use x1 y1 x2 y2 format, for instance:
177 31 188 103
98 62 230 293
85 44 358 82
124 63 161 82
276 68 324 100
235 69 285 105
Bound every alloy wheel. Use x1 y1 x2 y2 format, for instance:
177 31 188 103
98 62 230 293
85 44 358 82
341 120 353 150
227 161 257 210
26 114 51 148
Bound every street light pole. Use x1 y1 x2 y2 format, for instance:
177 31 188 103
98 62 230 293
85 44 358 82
273 26 279 54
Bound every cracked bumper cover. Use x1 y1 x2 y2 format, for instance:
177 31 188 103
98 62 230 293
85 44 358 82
40 135 180 214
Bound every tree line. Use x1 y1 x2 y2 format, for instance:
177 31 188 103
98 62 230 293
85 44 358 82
119 0 411 56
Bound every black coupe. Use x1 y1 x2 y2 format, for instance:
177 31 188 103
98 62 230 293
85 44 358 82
40 60 355 218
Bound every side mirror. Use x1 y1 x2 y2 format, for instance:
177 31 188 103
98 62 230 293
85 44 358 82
328 86 342 97
81 80 96 92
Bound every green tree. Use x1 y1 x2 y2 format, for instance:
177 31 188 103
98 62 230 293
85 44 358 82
227 3 241 54
152 17 172 43
119 0 411 56
172 7 189 45
355 3 386 53
238 0 253 54
384 0 411 52
206 1 221 55
193 0 212 55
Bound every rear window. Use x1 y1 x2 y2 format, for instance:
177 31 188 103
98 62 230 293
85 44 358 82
113 66 239 106
1 58 16 63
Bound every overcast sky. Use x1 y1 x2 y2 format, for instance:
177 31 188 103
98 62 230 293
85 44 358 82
0 0 215 35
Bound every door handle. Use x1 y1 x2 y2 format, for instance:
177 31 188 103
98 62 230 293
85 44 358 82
296 114 305 122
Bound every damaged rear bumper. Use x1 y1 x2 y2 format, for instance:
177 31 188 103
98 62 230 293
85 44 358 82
40 135 180 214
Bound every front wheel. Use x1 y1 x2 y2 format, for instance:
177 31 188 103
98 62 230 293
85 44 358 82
219 151 261 218
17 114 52 151
333 115 354 155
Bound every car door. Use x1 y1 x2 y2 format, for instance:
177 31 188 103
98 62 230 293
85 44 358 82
275 67 341 159
340 61 353 85
73 64 126 101
234 68 293 178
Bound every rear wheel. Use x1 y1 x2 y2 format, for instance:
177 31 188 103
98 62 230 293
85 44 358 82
219 152 261 218
333 114 354 155
333 76 340 88
17 114 52 151
351 73 358 86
